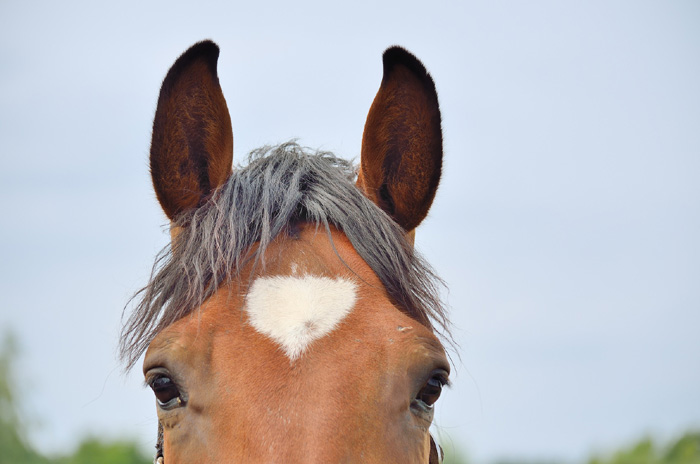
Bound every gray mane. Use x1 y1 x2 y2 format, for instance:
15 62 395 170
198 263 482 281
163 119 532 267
120 142 448 370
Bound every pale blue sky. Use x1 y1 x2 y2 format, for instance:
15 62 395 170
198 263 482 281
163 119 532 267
1 1 699 462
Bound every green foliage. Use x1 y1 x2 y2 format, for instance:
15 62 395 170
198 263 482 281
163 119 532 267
442 445 469 464
51 438 151 464
0 332 151 464
665 433 700 464
589 434 700 464
438 433 700 464
0 332 48 464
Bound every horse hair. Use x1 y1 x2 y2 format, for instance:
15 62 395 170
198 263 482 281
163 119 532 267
120 142 449 370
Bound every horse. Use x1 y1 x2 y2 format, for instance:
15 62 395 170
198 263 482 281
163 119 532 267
120 40 451 464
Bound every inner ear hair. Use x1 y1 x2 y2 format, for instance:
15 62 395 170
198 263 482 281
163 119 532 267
150 40 234 220
358 46 443 233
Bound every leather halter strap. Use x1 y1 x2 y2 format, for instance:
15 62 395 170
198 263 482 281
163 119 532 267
429 434 443 463
154 421 164 464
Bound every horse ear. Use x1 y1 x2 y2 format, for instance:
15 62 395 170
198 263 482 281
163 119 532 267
150 40 233 220
357 46 443 233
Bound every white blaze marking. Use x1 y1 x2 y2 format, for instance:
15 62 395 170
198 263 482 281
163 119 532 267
244 275 357 360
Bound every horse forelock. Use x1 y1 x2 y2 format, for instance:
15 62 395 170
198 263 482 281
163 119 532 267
120 142 450 370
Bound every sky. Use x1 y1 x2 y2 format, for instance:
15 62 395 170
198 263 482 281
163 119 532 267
1 0 699 462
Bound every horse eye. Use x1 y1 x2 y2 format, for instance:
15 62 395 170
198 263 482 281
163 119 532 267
416 371 448 408
149 376 182 408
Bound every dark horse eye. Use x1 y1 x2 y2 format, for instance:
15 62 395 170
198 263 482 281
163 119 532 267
149 376 182 408
416 371 448 408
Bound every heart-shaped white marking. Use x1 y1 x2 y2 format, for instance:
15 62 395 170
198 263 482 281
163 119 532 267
244 275 357 360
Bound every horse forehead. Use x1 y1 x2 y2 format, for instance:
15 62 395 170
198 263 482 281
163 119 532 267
146 225 379 357
239 226 381 360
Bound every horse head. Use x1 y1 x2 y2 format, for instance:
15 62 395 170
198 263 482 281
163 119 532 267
121 41 449 463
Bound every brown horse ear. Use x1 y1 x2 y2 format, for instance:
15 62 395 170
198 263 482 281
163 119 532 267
150 40 233 220
357 46 443 233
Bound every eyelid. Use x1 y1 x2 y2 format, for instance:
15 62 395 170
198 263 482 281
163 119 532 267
429 368 450 386
144 367 175 386
415 339 450 380
439 373 451 388
157 395 183 410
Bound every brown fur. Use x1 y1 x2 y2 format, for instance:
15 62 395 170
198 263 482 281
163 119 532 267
150 41 233 219
357 46 443 233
